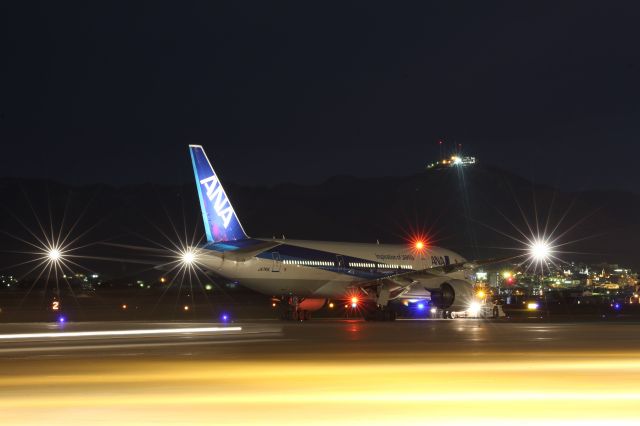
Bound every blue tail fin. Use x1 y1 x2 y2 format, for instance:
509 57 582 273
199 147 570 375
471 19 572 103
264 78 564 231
189 145 248 243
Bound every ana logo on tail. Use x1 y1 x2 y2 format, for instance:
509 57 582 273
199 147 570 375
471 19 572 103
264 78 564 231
200 174 233 229
190 144 248 242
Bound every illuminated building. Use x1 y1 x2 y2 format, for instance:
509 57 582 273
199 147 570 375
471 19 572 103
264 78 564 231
427 155 477 170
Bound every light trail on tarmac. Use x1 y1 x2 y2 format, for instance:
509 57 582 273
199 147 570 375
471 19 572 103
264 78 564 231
0 326 242 340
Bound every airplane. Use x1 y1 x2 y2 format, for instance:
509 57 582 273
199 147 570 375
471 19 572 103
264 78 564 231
185 144 480 321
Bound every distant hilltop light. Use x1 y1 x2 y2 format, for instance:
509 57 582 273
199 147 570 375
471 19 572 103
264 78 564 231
427 155 476 170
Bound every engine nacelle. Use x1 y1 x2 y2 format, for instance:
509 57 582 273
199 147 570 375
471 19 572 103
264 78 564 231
429 280 475 311
298 298 327 312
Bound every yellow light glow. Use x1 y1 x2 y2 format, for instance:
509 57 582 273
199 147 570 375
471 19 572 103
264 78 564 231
476 290 485 299
328 302 334 309
4 352 640 424
183 305 190 311
415 241 424 250
121 304 127 310
527 303 539 310
502 271 512 279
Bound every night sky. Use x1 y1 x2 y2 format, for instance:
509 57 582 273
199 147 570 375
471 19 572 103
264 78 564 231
2 2 640 192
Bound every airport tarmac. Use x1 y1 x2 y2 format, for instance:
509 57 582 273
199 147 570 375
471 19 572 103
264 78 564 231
2 319 640 425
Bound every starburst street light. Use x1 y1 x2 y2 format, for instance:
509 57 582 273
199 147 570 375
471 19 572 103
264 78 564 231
47 247 63 263
529 238 552 263
179 247 198 266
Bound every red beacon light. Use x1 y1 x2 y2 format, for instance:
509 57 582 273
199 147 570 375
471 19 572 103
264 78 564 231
350 297 359 308
415 241 425 250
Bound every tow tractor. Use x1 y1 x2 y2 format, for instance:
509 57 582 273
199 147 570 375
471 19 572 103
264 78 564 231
440 290 506 319
446 300 505 319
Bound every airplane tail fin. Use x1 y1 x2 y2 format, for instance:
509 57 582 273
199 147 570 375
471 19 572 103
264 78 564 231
189 145 248 243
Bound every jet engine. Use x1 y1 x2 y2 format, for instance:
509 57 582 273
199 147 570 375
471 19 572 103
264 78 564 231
298 298 327 312
428 280 475 311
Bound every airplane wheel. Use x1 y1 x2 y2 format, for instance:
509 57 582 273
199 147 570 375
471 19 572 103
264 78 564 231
380 308 396 321
442 310 449 319
450 311 457 319
388 310 397 321
280 311 293 321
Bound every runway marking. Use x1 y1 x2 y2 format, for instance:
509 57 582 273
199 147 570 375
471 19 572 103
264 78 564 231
0 326 242 340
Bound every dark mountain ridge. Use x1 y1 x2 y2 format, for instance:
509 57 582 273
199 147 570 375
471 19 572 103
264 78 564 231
0 164 637 277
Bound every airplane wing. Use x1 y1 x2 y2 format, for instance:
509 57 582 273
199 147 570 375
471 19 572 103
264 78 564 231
351 255 515 292
210 240 282 262
100 240 283 262
100 242 170 254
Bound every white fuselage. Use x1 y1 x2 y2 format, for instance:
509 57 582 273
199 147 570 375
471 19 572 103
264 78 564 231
197 239 467 299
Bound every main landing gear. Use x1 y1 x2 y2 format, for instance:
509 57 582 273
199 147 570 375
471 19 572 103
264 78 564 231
279 296 312 321
281 309 311 321
363 285 397 321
